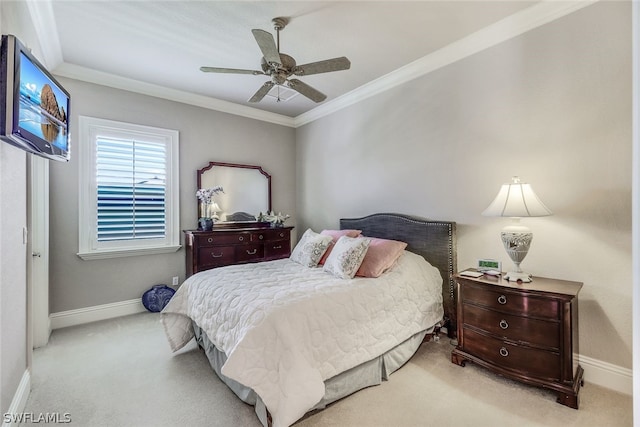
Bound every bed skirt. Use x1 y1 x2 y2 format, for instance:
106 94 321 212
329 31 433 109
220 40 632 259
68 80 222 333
193 323 433 426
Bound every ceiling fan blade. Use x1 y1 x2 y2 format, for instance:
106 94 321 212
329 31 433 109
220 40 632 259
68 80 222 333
251 29 281 67
287 79 327 103
248 81 275 103
293 57 351 76
200 66 264 75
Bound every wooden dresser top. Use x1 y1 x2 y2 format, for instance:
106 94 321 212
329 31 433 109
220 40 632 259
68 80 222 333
456 270 583 298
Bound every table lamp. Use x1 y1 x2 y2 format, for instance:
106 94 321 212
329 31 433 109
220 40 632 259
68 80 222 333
482 176 552 282
211 202 221 221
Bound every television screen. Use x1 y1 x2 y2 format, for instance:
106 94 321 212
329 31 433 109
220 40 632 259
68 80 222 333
18 51 69 153
0 34 70 161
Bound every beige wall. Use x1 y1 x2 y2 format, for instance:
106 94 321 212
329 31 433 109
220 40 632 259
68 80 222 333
296 2 632 368
48 79 296 313
633 0 639 415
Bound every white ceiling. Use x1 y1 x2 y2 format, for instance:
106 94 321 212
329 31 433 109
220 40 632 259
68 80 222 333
24 1 593 126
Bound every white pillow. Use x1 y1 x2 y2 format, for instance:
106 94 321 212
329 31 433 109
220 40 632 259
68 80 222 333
323 236 371 279
290 228 333 268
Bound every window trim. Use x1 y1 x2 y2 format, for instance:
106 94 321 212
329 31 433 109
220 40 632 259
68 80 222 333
77 116 180 260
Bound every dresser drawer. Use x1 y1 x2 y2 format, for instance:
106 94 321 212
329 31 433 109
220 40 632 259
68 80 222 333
267 229 290 241
251 229 291 242
235 244 265 262
264 240 290 258
197 245 235 267
197 233 251 246
463 328 561 381
462 282 559 320
462 304 560 349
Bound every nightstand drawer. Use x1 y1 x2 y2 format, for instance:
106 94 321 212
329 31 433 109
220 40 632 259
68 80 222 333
463 304 560 349
197 246 235 267
463 328 561 381
463 282 559 320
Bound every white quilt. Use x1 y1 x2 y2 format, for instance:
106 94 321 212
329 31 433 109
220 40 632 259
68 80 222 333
161 250 443 427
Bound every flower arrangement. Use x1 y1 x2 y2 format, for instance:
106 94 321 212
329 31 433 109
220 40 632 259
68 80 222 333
196 186 224 203
257 210 290 227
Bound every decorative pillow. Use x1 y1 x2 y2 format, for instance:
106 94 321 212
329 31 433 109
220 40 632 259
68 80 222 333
321 229 362 240
356 237 408 278
323 236 371 279
290 228 333 268
318 229 362 265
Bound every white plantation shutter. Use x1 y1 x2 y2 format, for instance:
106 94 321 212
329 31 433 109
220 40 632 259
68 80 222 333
78 117 180 260
96 137 166 241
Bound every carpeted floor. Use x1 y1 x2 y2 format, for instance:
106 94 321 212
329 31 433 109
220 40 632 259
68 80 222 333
23 312 632 426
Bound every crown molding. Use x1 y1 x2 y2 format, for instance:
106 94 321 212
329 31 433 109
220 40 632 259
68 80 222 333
25 0 63 69
293 0 597 127
53 63 296 128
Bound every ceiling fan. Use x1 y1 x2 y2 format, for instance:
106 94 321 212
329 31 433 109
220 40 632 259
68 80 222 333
200 17 351 103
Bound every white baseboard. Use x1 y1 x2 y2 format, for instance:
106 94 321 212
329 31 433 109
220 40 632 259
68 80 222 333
50 298 146 330
578 354 632 395
1 370 31 427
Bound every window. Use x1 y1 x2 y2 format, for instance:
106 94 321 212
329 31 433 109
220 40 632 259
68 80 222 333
78 116 180 260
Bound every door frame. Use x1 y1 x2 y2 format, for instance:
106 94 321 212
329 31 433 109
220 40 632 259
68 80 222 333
27 154 50 353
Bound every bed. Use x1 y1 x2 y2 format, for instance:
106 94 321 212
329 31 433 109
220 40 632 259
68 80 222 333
161 213 457 427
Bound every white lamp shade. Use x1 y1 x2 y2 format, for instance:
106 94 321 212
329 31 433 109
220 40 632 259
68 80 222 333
482 177 552 218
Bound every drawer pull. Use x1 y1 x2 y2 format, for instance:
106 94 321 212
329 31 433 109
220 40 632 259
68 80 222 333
207 237 214 243
246 249 257 255
499 319 509 330
211 252 223 258
238 236 244 242
499 347 509 357
273 245 282 249
497 295 507 305
279 232 284 238
259 235 264 240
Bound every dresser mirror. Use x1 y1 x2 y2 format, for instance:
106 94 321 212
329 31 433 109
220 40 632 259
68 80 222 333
197 161 272 224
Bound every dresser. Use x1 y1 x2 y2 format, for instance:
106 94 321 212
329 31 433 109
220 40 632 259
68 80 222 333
184 226 293 277
451 271 583 409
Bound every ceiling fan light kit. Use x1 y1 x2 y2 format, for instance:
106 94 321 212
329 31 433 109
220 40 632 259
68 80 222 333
200 17 351 104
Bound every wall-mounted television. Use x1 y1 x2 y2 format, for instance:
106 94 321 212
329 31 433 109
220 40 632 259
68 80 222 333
0 34 70 162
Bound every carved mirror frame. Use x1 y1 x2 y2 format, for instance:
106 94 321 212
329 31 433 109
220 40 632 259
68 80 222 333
197 161 272 226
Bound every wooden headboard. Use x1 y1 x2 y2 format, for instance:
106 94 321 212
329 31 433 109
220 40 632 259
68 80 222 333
340 213 458 336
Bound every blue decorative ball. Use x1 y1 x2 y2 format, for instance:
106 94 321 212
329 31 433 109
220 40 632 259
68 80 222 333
142 284 176 312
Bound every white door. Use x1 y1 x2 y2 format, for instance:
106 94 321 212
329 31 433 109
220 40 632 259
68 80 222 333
28 155 50 349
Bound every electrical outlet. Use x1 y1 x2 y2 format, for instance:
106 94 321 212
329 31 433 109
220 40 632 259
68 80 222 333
172 276 179 286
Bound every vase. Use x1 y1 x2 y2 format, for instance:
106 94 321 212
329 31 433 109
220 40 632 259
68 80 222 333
199 217 214 231
141 284 176 312
199 201 216 231
200 201 213 218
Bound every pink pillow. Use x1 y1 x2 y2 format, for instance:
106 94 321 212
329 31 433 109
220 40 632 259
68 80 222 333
355 237 408 278
318 229 362 265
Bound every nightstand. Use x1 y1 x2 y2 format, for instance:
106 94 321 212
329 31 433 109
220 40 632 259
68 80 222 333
451 270 584 409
